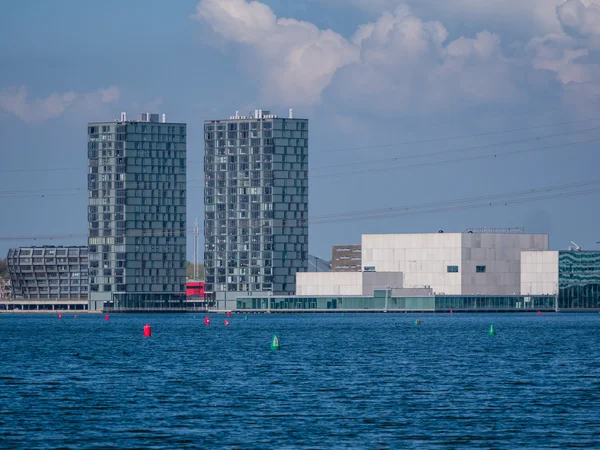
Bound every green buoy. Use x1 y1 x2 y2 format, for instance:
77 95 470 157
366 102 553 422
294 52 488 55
270 334 280 351
342 312 345 317
244 315 248 321
489 324 495 336
414 318 421 326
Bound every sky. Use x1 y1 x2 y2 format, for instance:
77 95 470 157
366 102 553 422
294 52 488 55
1 0 600 260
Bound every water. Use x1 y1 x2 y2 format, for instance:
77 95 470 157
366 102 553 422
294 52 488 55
1 313 599 448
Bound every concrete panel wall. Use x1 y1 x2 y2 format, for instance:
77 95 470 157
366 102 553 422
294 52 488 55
461 234 549 295
520 250 559 295
362 232 548 295
296 272 362 296
361 272 404 296
362 233 463 294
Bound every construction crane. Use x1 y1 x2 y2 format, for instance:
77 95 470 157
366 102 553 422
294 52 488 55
568 241 581 251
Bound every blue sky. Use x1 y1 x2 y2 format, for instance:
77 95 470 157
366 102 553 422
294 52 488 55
1 0 600 260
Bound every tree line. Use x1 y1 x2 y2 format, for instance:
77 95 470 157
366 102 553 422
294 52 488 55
0 259 7 279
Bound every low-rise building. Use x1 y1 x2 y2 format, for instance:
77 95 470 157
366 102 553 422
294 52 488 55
521 250 600 310
331 245 361 272
7 246 89 299
300 232 548 297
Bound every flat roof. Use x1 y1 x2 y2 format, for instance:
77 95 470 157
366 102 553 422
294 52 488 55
204 117 307 123
88 120 186 125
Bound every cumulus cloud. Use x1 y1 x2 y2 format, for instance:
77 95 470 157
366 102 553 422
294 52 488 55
557 0 600 48
193 0 600 114
330 7 521 114
192 0 359 105
193 0 521 111
318 0 569 35
0 85 120 123
527 0 600 94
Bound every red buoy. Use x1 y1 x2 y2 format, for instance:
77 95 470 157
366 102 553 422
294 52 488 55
224 319 230 326
450 309 453 314
538 311 541 316
204 316 210 325
227 311 231 317
105 315 109 321
143 323 152 337
57 314 63 319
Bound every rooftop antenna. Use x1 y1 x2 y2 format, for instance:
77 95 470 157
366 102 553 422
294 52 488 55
193 218 199 279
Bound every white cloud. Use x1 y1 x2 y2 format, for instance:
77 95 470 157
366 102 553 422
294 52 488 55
0 85 120 123
331 7 520 114
192 0 359 105
193 0 599 114
317 0 568 35
99 86 120 104
557 0 600 48
527 0 600 92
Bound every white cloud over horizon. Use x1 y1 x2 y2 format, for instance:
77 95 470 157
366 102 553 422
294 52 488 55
193 0 600 115
0 85 120 123
192 0 359 106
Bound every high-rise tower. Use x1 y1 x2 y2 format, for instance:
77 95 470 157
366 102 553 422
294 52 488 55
87 113 187 311
203 109 308 307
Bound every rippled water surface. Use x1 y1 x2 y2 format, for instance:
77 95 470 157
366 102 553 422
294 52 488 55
1 313 599 448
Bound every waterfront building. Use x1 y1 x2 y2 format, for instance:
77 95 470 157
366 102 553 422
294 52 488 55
521 250 600 310
6 246 88 299
235 291 557 313
204 109 308 309
331 244 361 272
300 232 549 297
87 113 187 311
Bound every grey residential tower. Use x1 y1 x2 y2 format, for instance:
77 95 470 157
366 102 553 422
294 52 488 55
87 113 187 311
204 109 308 305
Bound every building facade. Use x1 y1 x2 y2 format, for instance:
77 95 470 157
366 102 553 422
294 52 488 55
558 251 600 309
520 250 559 295
331 245 361 272
521 250 600 310
361 232 548 295
87 113 187 311
6 246 88 299
204 109 308 302
235 291 556 312
297 270 431 296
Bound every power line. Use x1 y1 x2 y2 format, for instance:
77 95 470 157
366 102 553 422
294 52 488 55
311 179 600 220
2 128 599 198
313 135 600 179
320 116 600 154
1 179 598 241
1 115 599 175
311 187 600 225
314 125 600 171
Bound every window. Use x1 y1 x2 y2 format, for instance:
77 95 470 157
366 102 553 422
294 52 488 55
447 266 459 273
476 266 486 273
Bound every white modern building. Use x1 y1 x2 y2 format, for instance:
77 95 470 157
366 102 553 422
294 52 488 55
520 250 559 295
296 271 431 296
297 232 549 296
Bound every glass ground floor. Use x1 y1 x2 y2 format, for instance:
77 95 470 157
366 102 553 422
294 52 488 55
235 291 558 312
